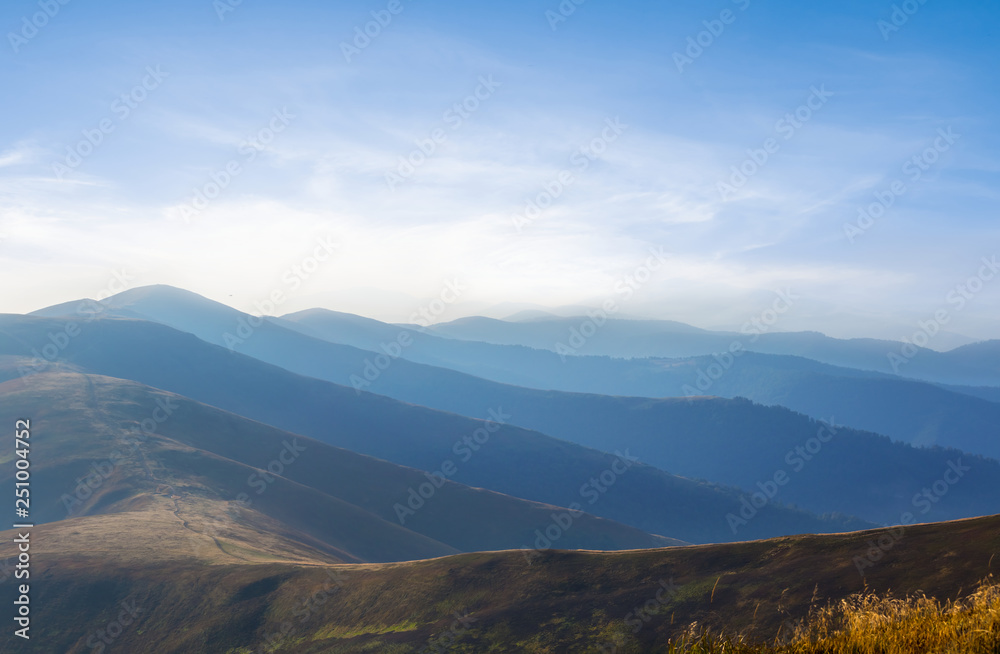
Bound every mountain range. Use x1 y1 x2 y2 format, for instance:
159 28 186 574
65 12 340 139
2 284 997 652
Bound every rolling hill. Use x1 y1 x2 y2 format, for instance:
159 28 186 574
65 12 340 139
280 306 1000 459
2 498 997 652
5 312 1000 532
0 371 681 560
15 290 1000 527
0 314 870 543
425 314 1000 387
35 287 1000 463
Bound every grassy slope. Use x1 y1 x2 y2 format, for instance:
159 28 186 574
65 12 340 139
0 372 680 559
0 513 997 653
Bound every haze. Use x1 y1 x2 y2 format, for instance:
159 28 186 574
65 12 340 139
1 0 998 341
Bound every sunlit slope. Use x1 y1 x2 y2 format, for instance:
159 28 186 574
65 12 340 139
1 510 997 652
0 372 681 561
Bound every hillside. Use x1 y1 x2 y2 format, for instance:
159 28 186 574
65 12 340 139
8 312 1000 530
0 315 881 542
425 314 1000 387
0 372 681 559
1 506 997 652
34 285 1000 462
15 289 1000 526
281 307 1000 459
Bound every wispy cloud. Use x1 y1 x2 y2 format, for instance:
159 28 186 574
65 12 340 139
0 0 997 339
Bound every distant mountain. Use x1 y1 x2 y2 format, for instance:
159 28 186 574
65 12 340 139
52 290 992 461
5 307 998 532
501 309 563 321
943 340 1000 371
940 383 1000 404
424 314 1000 387
0 372 680 559
0 314 869 543
281 307 1000 459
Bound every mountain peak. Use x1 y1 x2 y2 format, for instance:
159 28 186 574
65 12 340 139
103 284 220 308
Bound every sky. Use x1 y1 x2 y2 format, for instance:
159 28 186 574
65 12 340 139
1 0 998 341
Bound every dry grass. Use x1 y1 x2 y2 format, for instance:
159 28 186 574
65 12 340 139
666 577 1000 653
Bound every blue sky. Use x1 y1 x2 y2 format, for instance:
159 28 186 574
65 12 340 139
1 0 998 341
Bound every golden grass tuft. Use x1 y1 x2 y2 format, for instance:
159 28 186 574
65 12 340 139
665 577 1000 653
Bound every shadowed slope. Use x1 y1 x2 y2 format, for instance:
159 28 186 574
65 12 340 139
0 372 681 561
1 508 997 652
